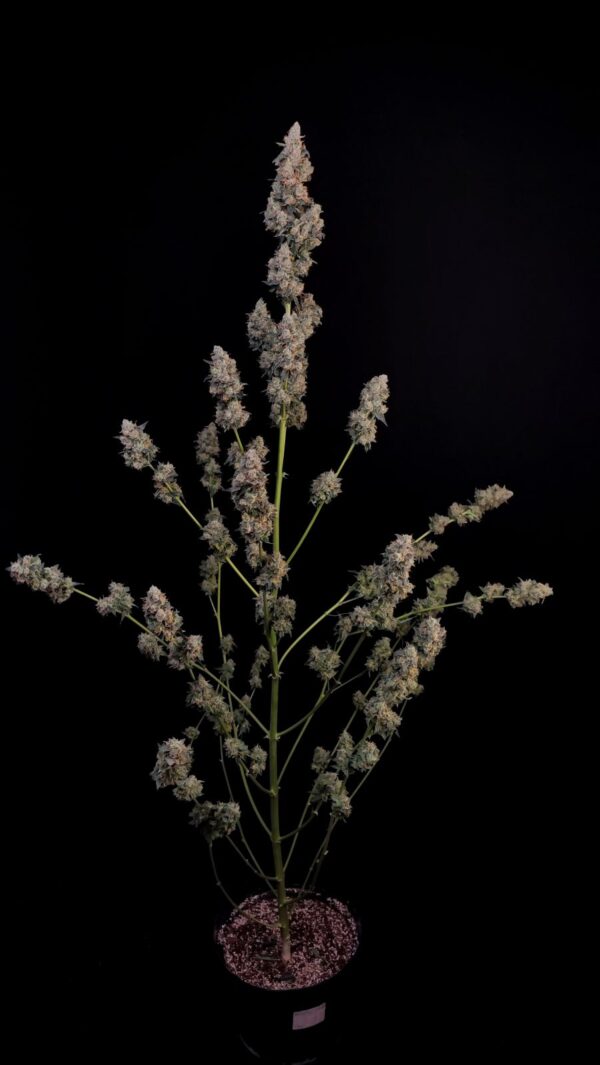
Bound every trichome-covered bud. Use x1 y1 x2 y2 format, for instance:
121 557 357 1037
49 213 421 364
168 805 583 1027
205 346 250 432
116 419 158 470
96 581 134 619
173 775 204 802
151 738 193 789
310 470 342 508
307 645 342 682
153 462 182 504
189 801 241 840
8 554 76 604
347 375 389 450
506 579 553 608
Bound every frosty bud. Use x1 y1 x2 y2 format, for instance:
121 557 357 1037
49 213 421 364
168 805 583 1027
307 645 342 682
137 632 165 661
249 746 267 777
116 419 158 470
153 462 182 504
506 579 553 608
480 582 506 601
173 775 204 802
310 470 342 508
96 581 134 619
151 738 193 789
347 375 389 450
8 554 76 604
350 740 380 773
205 346 250 432
461 592 484 617
189 801 241 840
249 645 271 690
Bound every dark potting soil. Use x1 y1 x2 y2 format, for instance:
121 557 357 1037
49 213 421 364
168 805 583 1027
216 892 359 990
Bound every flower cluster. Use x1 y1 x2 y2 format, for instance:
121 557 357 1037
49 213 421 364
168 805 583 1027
309 470 342 508
460 578 553 617
249 645 271 690
310 771 352 819
346 532 416 634
7 123 556 934
151 738 194 788
255 551 289 593
186 674 234 736
227 437 275 569
307 645 342 682
201 507 237 563
96 581 134 619
224 737 268 777
173 775 204 802
189 800 241 841
412 566 460 616
263 122 324 304
205 346 250 433
347 375 389 451
195 422 222 496
141 586 183 642
309 724 384 825
116 419 158 470
152 462 182 504
246 122 323 430
412 616 447 670
255 594 296 638
359 618 447 740
428 484 514 535
7 554 76 604
136 586 204 671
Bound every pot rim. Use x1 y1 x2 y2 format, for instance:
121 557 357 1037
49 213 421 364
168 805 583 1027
212 886 363 995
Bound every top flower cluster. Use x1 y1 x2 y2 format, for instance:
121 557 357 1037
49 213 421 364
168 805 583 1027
207 122 324 432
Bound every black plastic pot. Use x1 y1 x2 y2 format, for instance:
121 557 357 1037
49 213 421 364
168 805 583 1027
213 890 363 1064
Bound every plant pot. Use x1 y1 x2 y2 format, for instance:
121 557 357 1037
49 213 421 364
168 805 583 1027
213 888 363 1063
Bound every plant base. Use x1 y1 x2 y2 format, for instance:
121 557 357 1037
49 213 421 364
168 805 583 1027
214 890 362 1062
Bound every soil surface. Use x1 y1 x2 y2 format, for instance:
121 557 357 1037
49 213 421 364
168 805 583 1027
216 891 359 990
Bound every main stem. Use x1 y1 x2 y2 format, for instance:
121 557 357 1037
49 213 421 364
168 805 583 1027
269 403 291 963
269 633 290 961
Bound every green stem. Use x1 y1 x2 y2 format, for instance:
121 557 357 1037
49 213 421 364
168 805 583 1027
225 836 278 896
278 588 358 671
268 407 291 965
214 563 272 879
219 736 270 882
277 669 366 740
268 630 290 961
225 556 259 598
152 466 259 598
337 631 368 680
395 596 493 623
238 762 272 836
280 809 318 842
414 518 457 544
349 731 396 801
287 441 355 565
74 589 100 603
197 663 268 736
277 669 366 786
247 774 274 797
274 417 287 558
303 815 337 893
175 496 204 531
208 843 278 931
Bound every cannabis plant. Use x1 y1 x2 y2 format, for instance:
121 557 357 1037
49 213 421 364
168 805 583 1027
8 123 553 965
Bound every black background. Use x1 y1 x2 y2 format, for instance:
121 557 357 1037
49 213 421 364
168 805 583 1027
2 35 595 1058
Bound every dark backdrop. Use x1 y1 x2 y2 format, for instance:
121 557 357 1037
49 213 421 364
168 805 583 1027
2 37 595 1058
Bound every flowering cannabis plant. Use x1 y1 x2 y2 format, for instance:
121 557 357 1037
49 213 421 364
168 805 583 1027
9 124 553 965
